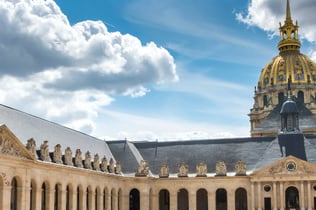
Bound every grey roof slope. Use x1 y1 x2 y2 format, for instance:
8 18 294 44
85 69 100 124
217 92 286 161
0 104 114 161
133 137 276 174
255 99 316 131
107 141 141 174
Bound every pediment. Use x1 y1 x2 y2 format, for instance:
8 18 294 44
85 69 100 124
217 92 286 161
0 124 35 160
251 156 316 177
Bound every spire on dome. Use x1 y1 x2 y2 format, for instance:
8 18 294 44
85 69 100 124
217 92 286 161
285 0 292 24
278 0 301 54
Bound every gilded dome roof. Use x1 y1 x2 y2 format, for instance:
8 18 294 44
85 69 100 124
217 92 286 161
258 53 316 89
257 0 316 90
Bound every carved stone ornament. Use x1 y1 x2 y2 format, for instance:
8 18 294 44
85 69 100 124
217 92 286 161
100 156 108 172
26 138 37 159
196 162 207 177
109 158 115 173
135 160 149 177
115 160 121 174
0 125 34 160
84 151 92 169
40 141 50 162
178 162 189 177
64 147 73 166
53 144 62 164
0 172 10 186
215 161 227 176
93 154 100 171
74 149 83 168
159 163 169 178
235 160 247 176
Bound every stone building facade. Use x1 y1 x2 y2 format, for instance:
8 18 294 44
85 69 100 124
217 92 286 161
2 1 316 210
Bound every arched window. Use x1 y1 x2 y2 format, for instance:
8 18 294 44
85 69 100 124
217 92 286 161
30 181 36 210
298 91 304 103
263 95 268 106
95 188 99 210
118 189 122 210
177 188 188 210
41 183 48 210
197 188 208 210
286 187 299 210
278 92 285 104
54 184 62 210
216 188 227 210
235 188 247 210
11 177 18 210
86 187 91 210
66 185 72 210
129 189 140 210
77 186 83 210
159 189 170 210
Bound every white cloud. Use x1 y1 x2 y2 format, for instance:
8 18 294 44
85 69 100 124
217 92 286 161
236 0 316 43
0 0 178 135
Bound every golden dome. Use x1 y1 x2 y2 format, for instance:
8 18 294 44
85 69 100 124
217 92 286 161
250 0 316 137
258 53 316 90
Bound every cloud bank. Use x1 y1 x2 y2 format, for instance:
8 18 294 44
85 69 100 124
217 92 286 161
0 0 177 135
236 0 316 43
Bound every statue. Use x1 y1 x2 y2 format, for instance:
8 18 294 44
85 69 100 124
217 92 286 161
40 141 50 161
178 162 188 177
100 156 108 172
74 149 83 168
53 144 62 164
196 162 207 177
235 160 247 176
93 154 100 171
109 158 115 173
159 163 169 178
84 151 92 169
26 138 36 159
115 160 121 174
215 161 227 176
135 160 149 177
64 147 73 166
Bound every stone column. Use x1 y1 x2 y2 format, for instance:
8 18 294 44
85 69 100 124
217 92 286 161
112 191 118 210
90 190 95 210
61 188 67 210
307 182 312 210
257 182 262 210
151 190 159 210
280 182 284 210
48 188 55 210
1 185 11 210
273 182 277 210
189 190 196 210
118 190 128 210
35 185 42 210
140 189 150 210
301 181 305 210
251 182 255 210
227 189 235 210
169 190 177 210
105 191 111 210
208 190 216 210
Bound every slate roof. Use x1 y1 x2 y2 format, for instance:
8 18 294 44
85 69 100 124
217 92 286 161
1 103 316 176
0 104 114 161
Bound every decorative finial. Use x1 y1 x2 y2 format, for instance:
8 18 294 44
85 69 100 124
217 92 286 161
286 0 292 23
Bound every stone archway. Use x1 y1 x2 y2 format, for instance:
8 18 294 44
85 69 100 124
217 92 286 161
177 188 188 210
286 186 299 210
235 188 247 210
216 188 227 210
159 189 170 210
129 189 140 210
197 188 208 210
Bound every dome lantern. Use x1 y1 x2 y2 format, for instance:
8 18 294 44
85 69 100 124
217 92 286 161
278 0 301 54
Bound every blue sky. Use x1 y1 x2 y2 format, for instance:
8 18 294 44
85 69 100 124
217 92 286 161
0 0 315 141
